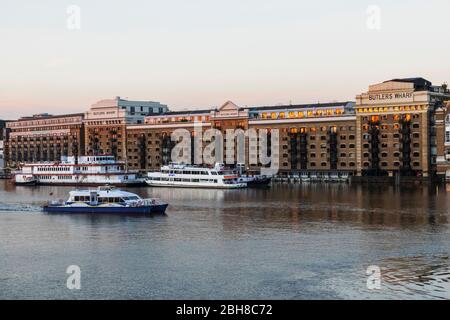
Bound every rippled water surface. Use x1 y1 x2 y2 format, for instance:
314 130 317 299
1 180 450 299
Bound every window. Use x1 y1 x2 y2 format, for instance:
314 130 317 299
445 130 450 143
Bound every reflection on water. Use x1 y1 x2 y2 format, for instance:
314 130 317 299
0 180 450 299
380 255 450 299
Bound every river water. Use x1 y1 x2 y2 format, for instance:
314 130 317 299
1 180 450 300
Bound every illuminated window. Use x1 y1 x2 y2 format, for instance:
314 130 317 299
298 111 304 118
279 112 285 119
307 111 313 117
271 112 277 119
262 112 267 119
289 112 296 118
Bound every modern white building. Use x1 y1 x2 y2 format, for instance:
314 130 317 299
86 96 169 124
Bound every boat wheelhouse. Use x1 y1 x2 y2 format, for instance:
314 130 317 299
14 155 144 186
43 186 168 214
146 163 247 189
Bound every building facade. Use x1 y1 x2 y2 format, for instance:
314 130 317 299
5 113 85 166
126 100 357 175
4 78 450 181
355 78 450 178
83 97 169 161
0 120 5 170
436 99 450 180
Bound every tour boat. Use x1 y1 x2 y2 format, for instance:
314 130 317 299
146 163 247 189
14 155 145 186
43 186 168 214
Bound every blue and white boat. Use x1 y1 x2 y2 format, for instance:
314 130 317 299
43 186 168 214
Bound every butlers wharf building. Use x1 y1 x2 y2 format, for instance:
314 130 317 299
4 78 450 182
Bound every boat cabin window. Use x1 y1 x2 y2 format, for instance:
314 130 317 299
122 196 140 200
73 196 90 202
97 197 124 203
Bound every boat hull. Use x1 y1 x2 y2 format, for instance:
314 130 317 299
43 204 168 214
14 180 38 186
146 181 247 189
29 181 147 187
246 177 272 187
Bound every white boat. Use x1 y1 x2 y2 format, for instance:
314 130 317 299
14 155 145 186
146 163 247 189
44 186 168 214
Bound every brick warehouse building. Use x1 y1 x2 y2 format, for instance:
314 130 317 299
4 78 450 180
5 113 85 164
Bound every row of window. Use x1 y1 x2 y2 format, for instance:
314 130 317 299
36 167 71 172
260 109 344 120
358 107 425 113
362 123 420 130
362 162 421 167
362 133 421 139
363 152 421 158
282 162 356 167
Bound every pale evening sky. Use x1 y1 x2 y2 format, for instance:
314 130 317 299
0 0 449 119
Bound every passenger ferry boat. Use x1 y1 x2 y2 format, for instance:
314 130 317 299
14 155 145 186
43 186 168 214
146 163 247 189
